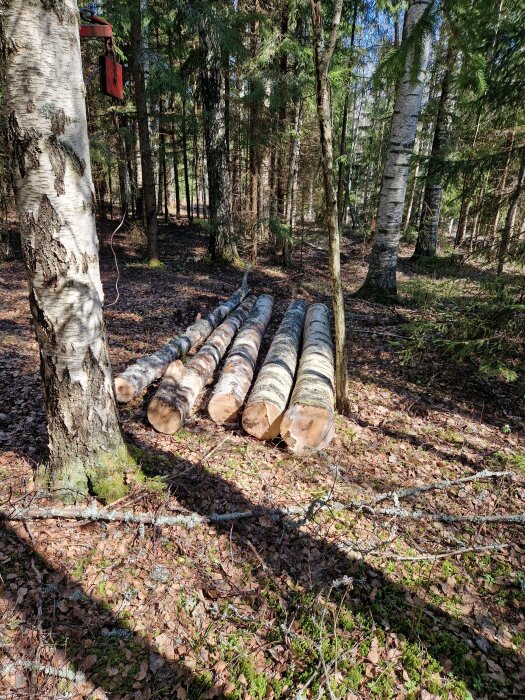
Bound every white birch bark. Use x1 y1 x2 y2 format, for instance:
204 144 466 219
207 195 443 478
0 0 125 496
359 0 432 299
148 295 256 434
208 294 274 424
114 267 250 401
280 303 335 454
242 300 307 440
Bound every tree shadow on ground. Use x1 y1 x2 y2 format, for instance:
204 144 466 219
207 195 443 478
2 440 524 698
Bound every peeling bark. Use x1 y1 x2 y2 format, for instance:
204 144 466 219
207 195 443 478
0 0 125 496
358 0 432 299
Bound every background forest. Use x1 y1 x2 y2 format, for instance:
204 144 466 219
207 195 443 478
0 0 525 699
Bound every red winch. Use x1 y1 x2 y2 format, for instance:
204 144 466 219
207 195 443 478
79 8 124 100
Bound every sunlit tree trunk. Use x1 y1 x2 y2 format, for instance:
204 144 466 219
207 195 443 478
358 0 431 300
311 0 349 413
0 0 126 498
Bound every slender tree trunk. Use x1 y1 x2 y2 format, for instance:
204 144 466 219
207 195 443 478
283 99 303 266
0 0 126 498
455 112 482 247
170 110 182 219
112 113 130 218
337 0 358 229
414 43 457 258
199 9 239 263
497 150 525 275
310 0 349 413
358 0 431 299
487 131 514 255
182 96 192 222
130 0 159 263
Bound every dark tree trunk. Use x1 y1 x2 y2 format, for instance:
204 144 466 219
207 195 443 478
182 96 192 222
497 150 525 274
413 43 457 258
130 0 159 263
199 7 239 263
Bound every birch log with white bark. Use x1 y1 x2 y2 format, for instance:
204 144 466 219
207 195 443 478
358 0 432 300
114 267 250 402
208 294 274 424
242 300 307 440
148 295 257 434
0 0 126 497
280 303 335 454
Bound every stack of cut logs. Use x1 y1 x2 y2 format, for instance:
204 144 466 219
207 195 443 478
114 270 335 455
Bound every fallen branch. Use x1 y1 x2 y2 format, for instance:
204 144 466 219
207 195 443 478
359 506 525 524
370 543 509 561
368 470 513 506
0 503 305 528
0 659 86 684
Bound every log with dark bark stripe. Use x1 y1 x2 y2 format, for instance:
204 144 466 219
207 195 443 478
280 303 335 454
242 300 307 440
114 267 251 402
147 295 257 434
208 294 274 424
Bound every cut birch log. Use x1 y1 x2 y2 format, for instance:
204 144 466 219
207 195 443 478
114 267 251 402
148 294 257 433
208 294 274 424
280 303 335 454
242 300 308 440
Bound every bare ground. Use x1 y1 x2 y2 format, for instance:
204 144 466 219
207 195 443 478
0 220 524 700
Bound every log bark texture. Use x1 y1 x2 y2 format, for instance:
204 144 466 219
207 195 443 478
148 295 257 434
114 268 250 402
280 303 335 454
208 294 274 424
242 300 307 440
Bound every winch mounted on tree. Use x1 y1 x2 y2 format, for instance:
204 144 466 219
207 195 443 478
79 4 124 100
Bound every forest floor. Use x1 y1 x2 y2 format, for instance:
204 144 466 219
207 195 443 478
0 219 524 700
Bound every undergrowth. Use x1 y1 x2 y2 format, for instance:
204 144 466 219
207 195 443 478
399 277 525 384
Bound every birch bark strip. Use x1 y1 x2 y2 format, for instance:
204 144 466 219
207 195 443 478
148 295 257 433
280 303 335 454
114 267 250 402
242 300 308 440
208 294 274 423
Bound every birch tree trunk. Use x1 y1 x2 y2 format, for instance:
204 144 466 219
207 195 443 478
0 0 126 499
129 0 159 264
358 0 431 300
199 4 239 263
310 0 349 413
280 303 335 454
242 300 307 440
413 43 457 258
208 294 274 424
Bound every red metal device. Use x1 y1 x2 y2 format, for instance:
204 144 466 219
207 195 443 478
79 11 124 100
